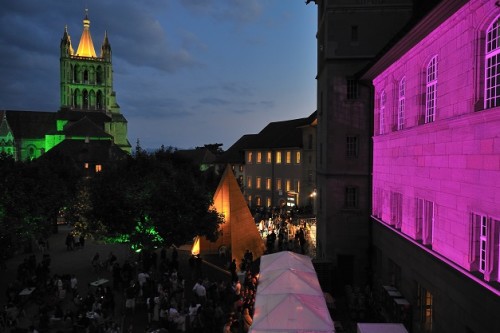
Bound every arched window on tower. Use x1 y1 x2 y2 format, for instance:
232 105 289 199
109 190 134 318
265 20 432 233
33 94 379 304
96 66 103 85
89 90 96 109
73 89 80 108
83 69 89 83
70 65 74 82
83 90 89 109
74 65 79 83
96 91 103 110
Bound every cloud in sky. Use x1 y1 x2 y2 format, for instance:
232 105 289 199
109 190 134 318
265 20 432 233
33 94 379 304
0 0 317 150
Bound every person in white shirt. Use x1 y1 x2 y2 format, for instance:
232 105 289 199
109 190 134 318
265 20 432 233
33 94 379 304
192 279 206 305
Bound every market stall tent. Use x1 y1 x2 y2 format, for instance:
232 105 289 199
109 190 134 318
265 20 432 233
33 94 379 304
250 251 334 333
192 166 265 268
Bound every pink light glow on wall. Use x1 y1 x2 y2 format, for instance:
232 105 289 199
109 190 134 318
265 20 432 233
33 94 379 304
371 0 500 285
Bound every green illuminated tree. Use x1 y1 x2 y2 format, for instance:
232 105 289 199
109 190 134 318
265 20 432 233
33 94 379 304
87 147 223 250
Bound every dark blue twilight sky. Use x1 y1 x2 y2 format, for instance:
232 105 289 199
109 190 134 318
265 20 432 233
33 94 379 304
0 0 317 150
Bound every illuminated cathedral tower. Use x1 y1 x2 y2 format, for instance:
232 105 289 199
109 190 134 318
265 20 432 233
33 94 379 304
59 10 130 153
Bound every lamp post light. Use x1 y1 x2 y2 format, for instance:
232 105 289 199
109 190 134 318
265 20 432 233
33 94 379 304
310 189 317 215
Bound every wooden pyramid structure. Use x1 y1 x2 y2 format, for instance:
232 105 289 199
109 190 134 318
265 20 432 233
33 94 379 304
192 165 265 267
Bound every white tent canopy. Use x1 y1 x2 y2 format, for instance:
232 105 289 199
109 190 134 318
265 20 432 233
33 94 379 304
250 251 334 333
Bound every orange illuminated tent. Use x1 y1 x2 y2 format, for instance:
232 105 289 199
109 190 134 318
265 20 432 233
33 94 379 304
192 165 265 268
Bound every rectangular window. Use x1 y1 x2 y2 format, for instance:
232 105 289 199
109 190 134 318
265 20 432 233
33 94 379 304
286 151 291 164
248 195 252 206
276 151 282 164
294 180 300 194
266 151 272 164
247 151 253 163
425 56 438 123
238 175 243 187
346 136 358 158
256 196 261 206
296 151 301 164
415 198 434 245
266 178 271 190
345 187 358 208
398 77 406 130
347 79 359 100
266 197 271 207
256 151 262 164
379 91 386 134
239 165 243 172
95 164 102 173
286 179 291 192
485 20 500 108
351 25 358 43
390 192 403 229
256 177 262 189
471 213 500 281
417 285 433 333
276 179 282 191
84 162 89 169
247 176 252 189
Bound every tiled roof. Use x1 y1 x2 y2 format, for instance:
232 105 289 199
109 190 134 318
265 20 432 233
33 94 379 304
175 148 216 165
63 116 112 138
4 110 57 138
44 139 128 163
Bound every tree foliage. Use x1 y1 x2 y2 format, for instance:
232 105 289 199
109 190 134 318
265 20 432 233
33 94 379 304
85 147 224 250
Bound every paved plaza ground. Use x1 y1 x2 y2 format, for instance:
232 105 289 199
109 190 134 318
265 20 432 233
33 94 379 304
0 224 231 332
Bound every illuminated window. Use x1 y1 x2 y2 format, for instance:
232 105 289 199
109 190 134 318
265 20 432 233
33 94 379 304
379 90 386 134
295 151 301 164
84 163 89 169
286 179 291 192
239 165 244 172
294 180 300 194
398 77 406 130
417 285 433 333
425 56 438 123
247 151 253 163
256 151 262 164
276 179 282 191
345 187 358 208
415 198 434 245
256 177 262 189
247 176 252 189
266 151 272 163
390 192 403 229
346 136 358 158
248 195 252 206
276 151 282 164
238 175 243 186
256 196 262 206
471 213 500 281
266 178 271 190
485 16 500 108
286 151 291 164
266 197 271 207
95 164 102 173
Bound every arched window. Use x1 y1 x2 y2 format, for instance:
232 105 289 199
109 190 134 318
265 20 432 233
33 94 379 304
485 16 500 109
379 90 386 135
73 65 79 83
96 66 103 84
83 69 89 83
89 90 96 109
83 90 89 109
425 55 438 123
96 91 103 109
398 77 405 130
73 89 80 108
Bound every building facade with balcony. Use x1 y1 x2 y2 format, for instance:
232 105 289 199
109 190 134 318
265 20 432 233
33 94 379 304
361 0 500 331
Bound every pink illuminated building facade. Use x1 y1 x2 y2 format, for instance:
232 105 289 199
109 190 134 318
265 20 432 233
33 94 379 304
362 0 500 332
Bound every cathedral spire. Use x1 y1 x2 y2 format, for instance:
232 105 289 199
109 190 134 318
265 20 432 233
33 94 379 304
101 30 112 60
75 9 97 58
